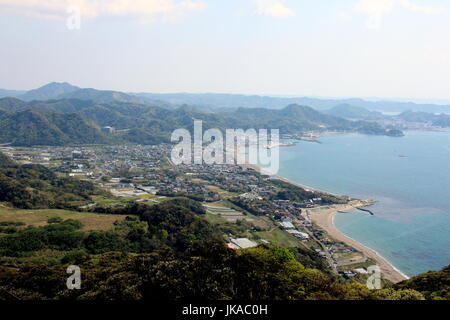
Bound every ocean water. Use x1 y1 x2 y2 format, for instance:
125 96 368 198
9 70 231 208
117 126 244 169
275 131 450 277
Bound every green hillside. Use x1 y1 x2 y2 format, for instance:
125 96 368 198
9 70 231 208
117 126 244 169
326 104 385 120
0 98 404 146
0 152 105 209
0 109 111 146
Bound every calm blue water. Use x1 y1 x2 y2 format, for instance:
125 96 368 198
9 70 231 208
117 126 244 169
275 131 450 277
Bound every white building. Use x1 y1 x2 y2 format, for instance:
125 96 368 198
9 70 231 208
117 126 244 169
230 238 258 249
279 221 295 229
286 230 310 240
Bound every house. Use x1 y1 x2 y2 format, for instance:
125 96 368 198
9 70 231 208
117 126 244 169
279 221 295 229
101 126 115 134
286 230 310 239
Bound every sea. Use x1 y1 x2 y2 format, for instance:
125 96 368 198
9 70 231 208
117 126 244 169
272 131 450 277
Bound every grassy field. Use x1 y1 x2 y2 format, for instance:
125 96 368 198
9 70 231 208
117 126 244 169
333 251 364 262
0 207 126 231
214 200 248 212
204 212 227 224
257 229 302 248
205 185 239 198
339 258 377 272
91 195 134 207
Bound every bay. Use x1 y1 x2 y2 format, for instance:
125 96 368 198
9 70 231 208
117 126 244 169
275 131 450 276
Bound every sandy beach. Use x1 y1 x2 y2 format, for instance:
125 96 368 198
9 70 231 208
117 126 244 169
244 163 409 283
308 204 408 283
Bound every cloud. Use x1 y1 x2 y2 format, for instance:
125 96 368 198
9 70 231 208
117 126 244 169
353 0 445 29
398 0 445 15
337 11 352 21
0 0 206 22
354 0 394 29
254 0 294 18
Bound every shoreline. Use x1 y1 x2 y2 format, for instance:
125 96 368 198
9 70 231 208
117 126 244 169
244 162 409 283
309 205 409 283
332 214 409 280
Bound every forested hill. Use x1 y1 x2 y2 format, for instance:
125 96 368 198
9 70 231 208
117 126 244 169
0 152 16 167
18 82 80 101
325 104 385 120
0 151 105 209
3 82 450 113
11 82 171 107
0 108 111 146
133 92 450 113
0 97 403 146
227 104 399 135
398 110 450 127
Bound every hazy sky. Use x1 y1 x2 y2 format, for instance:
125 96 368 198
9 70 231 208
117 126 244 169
1 0 450 99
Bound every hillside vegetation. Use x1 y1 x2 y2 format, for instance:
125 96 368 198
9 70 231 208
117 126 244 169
0 199 447 300
0 152 105 209
0 96 403 146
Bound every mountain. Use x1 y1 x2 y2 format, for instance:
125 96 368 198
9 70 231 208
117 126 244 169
433 115 450 127
0 97 403 146
18 82 80 101
7 82 450 113
19 83 173 107
0 97 28 112
325 104 385 120
58 88 151 104
0 89 26 98
0 109 110 146
227 104 402 136
397 110 450 127
0 151 16 167
398 110 437 123
133 92 450 114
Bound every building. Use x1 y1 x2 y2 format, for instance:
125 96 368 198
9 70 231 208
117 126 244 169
101 126 115 134
230 238 258 249
279 221 295 229
286 230 310 240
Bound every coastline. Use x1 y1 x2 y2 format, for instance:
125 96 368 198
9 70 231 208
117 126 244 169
333 215 410 281
244 162 409 283
308 205 409 283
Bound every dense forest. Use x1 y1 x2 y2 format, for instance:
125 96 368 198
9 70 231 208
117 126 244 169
0 108 111 146
0 153 105 209
0 199 448 300
398 110 450 127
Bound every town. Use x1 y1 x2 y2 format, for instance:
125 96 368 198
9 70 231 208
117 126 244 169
0 143 378 281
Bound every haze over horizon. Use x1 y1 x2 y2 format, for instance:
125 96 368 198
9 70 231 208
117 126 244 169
5 81 450 107
1 0 450 100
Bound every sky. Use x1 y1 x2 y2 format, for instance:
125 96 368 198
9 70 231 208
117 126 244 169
1 0 450 100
